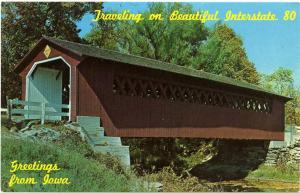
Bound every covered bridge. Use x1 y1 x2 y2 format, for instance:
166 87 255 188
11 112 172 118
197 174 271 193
14 36 290 140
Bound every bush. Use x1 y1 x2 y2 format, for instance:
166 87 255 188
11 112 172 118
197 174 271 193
145 166 218 192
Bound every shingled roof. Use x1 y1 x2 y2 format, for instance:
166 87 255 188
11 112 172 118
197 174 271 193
15 36 291 100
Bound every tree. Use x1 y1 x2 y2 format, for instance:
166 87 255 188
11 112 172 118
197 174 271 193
260 67 300 125
293 88 300 125
1 2 102 106
260 67 294 96
122 3 209 66
84 10 120 50
86 3 209 67
196 24 260 84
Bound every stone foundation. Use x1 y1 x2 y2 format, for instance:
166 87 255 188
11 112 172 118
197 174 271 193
265 126 300 165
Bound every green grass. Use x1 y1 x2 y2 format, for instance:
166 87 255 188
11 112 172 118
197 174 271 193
0 117 148 192
246 164 300 182
1 136 146 192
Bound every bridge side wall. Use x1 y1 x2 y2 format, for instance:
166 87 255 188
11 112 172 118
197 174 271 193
77 58 285 140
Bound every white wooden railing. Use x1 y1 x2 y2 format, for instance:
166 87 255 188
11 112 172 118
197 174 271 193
1 108 7 113
7 98 70 124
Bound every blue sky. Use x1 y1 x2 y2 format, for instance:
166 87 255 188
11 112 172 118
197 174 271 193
77 2 300 86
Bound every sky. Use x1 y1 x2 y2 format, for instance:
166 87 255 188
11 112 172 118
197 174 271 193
77 2 300 86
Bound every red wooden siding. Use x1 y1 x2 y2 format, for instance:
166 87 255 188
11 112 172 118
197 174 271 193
77 58 285 140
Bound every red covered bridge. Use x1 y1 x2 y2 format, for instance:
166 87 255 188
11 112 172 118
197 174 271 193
14 36 290 140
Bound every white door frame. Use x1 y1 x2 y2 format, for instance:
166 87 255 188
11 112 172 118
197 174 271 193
25 56 72 121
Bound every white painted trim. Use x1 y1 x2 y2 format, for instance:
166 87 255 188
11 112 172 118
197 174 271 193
25 56 72 121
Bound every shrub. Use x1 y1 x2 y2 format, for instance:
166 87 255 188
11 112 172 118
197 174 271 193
145 166 218 192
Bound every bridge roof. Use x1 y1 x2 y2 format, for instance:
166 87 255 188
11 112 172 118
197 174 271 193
15 36 290 101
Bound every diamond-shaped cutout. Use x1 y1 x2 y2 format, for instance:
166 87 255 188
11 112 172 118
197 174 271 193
145 85 153 97
112 82 119 94
154 87 162 99
43 45 51 58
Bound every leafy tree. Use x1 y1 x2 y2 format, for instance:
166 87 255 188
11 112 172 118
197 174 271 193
120 3 209 66
1 2 102 106
196 24 260 84
260 67 294 96
293 88 300 125
85 10 120 50
86 3 209 67
260 67 300 125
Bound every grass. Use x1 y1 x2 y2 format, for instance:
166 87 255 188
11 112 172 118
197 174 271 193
1 136 149 192
0 117 148 192
246 164 300 182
